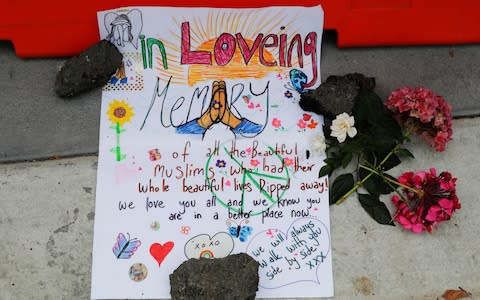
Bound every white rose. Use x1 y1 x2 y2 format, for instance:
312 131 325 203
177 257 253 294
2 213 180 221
330 113 357 143
310 134 327 156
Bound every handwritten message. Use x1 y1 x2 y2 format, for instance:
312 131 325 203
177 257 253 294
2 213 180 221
247 218 330 289
91 6 332 300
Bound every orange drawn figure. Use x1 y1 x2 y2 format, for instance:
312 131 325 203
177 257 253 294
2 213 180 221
176 80 262 137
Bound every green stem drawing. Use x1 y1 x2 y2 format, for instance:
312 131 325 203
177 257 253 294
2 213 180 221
116 122 122 161
111 121 126 162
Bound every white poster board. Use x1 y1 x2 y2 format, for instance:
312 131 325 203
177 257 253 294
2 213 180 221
91 6 332 299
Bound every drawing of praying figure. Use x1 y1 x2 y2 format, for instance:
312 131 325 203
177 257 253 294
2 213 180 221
177 81 263 137
110 62 128 84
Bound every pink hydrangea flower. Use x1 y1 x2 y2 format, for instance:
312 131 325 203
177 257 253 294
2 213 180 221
391 168 460 234
385 87 453 152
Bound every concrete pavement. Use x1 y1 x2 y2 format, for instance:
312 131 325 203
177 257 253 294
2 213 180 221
1 117 479 299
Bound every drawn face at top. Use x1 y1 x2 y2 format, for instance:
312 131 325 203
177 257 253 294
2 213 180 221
104 9 143 49
289 69 308 93
108 15 133 47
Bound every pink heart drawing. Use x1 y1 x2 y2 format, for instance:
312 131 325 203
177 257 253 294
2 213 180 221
246 217 331 289
114 164 139 184
149 241 174 266
248 102 255 109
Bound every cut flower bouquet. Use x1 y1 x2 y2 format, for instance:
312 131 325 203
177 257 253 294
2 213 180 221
300 75 459 233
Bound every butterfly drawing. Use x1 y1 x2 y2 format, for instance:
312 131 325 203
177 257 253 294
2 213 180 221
112 232 141 259
226 219 253 242
286 69 312 94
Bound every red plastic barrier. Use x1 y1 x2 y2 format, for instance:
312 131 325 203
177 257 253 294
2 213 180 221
1 0 479 57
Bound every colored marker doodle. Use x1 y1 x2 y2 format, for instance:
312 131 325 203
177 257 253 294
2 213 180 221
180 226 191 235
149 241 174 266
184 232 234 259
112 233 141 259
148 148 161 161
227 219 253 242
107 99 134 162
114 164 140 184
150 221 160 231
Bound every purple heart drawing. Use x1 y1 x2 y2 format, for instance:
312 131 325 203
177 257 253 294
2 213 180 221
246 217 331 289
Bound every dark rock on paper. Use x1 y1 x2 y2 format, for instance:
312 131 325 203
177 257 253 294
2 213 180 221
55 40 123 97
300 73 376 118
170 253 260 300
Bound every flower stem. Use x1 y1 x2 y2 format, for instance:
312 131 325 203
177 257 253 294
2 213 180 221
359 164 419 194
336 146 399 205
335 129 413 205
336 172 374 205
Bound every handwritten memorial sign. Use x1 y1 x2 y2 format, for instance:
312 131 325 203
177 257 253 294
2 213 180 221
91 6 332 299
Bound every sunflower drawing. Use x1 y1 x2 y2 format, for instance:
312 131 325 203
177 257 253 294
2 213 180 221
107 99 134 126
107 99 134 161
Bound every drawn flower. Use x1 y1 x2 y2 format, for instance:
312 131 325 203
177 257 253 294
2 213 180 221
271 118 282 128
391 168 460 234
283 157 294 166
284 90 293 98
150 221 160 231
307 119 318 129
107 99 134 126
216 159 227 168
330 113 357 143
310 134 326 156
180 226 191 235
212 100 222 110
250 159 260 167
385 87 453 151
297 119 307 129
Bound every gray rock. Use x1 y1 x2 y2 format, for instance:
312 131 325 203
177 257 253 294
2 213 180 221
54 40 123 98
170 253 260 300
300 73 375 118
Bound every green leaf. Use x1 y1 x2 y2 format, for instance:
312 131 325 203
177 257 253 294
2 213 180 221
330 173 354 205
359 168 394 196
358 193 395 226
353 90 403 151
396 148 415 159
381 153 401 171
319 165 332 178
323 117 333 139
341 151 353 168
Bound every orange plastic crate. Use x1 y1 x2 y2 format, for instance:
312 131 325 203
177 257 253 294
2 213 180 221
1 0 479 57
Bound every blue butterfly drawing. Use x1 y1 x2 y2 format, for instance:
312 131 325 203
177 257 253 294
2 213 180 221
287 69 312 94
226 219 253 242
112 232 141 259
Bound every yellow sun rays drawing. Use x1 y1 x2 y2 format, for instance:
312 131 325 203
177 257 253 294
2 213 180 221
156 10 304 86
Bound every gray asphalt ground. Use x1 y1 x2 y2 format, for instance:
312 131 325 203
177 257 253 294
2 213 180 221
1 32 479 162
1 32 479 299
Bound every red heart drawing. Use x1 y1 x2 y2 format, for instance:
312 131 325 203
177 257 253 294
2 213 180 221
149 241 174 266
303 113 312 121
